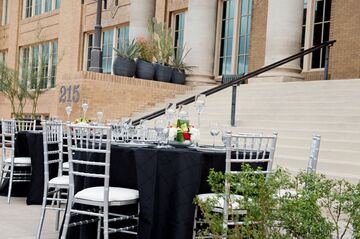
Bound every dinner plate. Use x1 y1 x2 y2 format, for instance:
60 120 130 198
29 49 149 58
112 142 155 148
195 145 226 153
168 140 192 148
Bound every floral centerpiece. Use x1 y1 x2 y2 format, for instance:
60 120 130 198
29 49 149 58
168 119 199 144
74 117 91 124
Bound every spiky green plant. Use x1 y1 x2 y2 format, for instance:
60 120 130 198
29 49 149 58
113 39 140 60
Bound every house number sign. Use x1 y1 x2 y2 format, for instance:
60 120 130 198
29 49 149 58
59 85 80 103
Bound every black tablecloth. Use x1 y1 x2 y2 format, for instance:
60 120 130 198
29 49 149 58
64 146 267 239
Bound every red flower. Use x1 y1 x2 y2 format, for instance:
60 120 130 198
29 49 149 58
182 132 191 140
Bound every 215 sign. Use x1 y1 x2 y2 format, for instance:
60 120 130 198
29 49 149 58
59 85 80 103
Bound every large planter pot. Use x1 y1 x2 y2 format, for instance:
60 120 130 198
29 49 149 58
135 59 155 80
154 64 172 83
113 56 136 77
171 69 186 85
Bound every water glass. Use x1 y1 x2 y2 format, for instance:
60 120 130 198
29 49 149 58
81 99 89 118
96 110 104 124
210 122 220 147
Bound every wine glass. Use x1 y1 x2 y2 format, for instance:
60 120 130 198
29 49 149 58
96 109 104 124
165 102 176 127
154 119 166 147
210 122 220 148
195 94 206 128
65 104 72 122
81 99 89 119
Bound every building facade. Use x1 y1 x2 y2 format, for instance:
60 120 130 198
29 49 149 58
0 0 359 118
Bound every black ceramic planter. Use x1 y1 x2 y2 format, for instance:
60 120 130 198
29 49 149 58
154 64 172 83
113 56 136 77
171 69 186 85
135 59 155 80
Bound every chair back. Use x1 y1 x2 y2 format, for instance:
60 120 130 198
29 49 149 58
223 132 278 176
67 125 111 203
307 135 321 173
42 121 64 182
62 123 69 160
16 119 36 132
1 120 16 162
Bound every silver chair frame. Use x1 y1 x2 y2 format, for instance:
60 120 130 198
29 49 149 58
15 119 36 132
37 121 68 238
0 120 32 203
61 124 139 239
193 132 278 238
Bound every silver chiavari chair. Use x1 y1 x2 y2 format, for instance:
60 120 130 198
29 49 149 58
62 124 69 173
0 119 32 203
193 132 278 238
36 121 69 239
15 119 36 132
61 125 139 239
277 135 321 198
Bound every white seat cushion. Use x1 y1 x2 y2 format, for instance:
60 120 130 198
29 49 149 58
5 157 31 165
49 176 69 187
75 186 139 203
277 189 298 198
197 193 247 214
63 162 69 170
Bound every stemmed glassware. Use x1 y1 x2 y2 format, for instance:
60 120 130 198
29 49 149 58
165 102 177 127
96 109 104 124
154 119 167 147
81 99 89 119
210 122 220 148
195 94 206 129
65 104 72 123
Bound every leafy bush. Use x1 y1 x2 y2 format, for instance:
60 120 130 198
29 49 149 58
195 165 360 238
136 37 157 63
148 18 173 65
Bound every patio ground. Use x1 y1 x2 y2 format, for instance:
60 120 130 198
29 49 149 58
0 196 58 239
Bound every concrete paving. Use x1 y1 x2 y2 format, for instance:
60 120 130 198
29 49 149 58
0 196 59 239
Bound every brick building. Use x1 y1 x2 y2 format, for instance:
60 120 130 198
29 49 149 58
0 0 359 119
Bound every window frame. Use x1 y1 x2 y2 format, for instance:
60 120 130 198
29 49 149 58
19 40 58 90
171 10 187 59
1 0 9 25
214 0 252 77
302 0 332 72
83 24 130 74
22 0 60 19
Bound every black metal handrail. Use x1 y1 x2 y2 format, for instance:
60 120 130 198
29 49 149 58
133 40 336 125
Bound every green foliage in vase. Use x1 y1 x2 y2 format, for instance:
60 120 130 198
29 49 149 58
195 165 360 239
148 17 173 65
113 39 140 60
136 37 157 63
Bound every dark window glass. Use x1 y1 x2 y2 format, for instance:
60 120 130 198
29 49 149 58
219 0 234 75
87 34 93 70
314 0 324 23
324 0 331 21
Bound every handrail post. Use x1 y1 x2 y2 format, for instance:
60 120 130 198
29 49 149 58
230 84 237 126
324 45 330 80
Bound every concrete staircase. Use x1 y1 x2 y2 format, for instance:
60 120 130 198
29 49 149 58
132 79 360 182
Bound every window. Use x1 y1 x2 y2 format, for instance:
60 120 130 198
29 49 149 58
85 25 129 74
20 41 58 89
173 12 185 58
237 0 252 74
302 0 332 70
102 30 114 74
1 0 9 25
217 0 252 76
23 0 60 19
0 50 6 63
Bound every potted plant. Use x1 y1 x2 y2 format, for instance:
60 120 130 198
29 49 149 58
171 46 195 85
148 18 174 83
113 39 139 77
135 37 157 80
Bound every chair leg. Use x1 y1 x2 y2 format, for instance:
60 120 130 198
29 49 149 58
61 199 73 239
97 207 102 239
193 206 198 239
55 190 61 231
7 163 14 204
36 186 49 239
103 206 109 239
0 164 4 187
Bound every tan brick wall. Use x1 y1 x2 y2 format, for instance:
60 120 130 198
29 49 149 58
328 0 360 80
248 0 268 72
0 72 191 121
